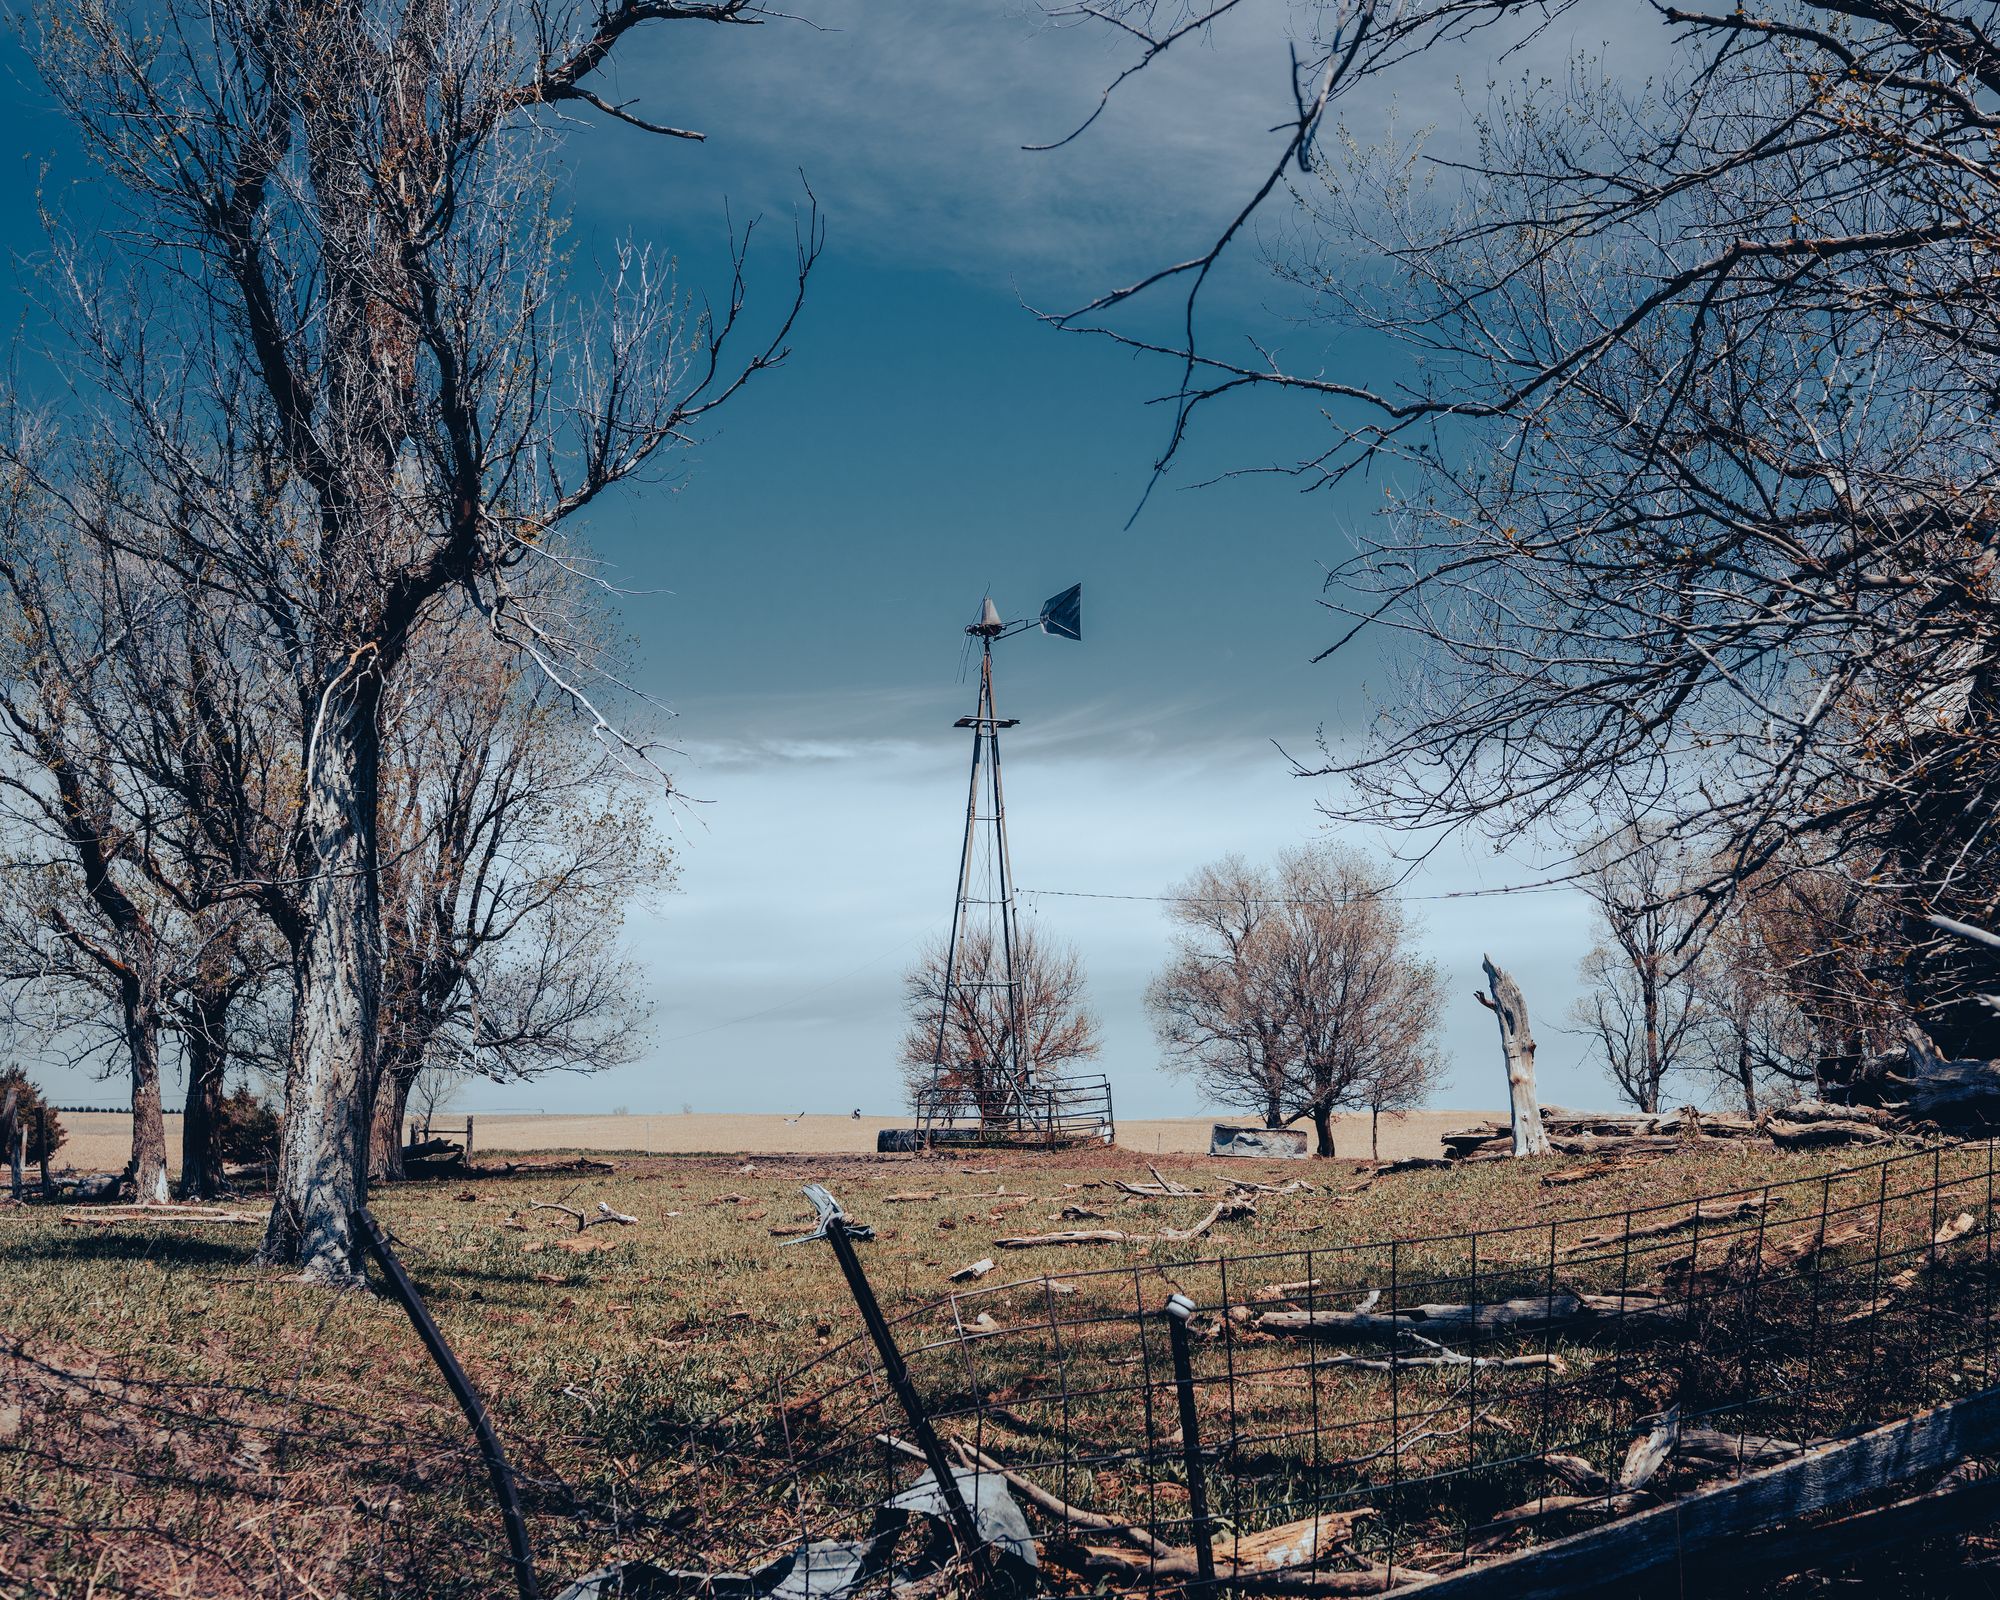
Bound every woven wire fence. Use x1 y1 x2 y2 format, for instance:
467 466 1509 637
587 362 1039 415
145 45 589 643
603 1140 2000 1595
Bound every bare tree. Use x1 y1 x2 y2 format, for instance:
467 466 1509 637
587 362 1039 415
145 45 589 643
22 0 818 1277
899 928 1101 1127
1146 855 1296 1127
1358 1034 1437 1161
1567 827 1711 1115
0 497 192 1203
368 608 668 1177
1147 845 1443 1155
1048 1 2000 1044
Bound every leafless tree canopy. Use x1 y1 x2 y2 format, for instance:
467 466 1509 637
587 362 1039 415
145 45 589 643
1569 826 1712 1114
1145 844 1443 1154
6 0 817 1276
369 602 669 1176
1052 0 2000 1055
899 928 1101 1125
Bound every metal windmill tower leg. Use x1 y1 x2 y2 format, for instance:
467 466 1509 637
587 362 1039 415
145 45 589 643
900 584 1110 1153
928 637 1035 1142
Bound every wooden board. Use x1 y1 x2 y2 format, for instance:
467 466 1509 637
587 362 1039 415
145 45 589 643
1402 1386 2000 1598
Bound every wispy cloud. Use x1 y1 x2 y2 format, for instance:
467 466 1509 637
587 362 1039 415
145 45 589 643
581 0 1664 302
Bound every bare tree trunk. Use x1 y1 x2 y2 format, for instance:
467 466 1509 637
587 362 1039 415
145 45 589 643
369 1051 418 1181
1737 1038 1758 1118
178 980 230 1200
1309 1101 1336 1158
1641 967 1662 1114
261 684 381 1284
1479 955 1549 1156
122 967 170 1205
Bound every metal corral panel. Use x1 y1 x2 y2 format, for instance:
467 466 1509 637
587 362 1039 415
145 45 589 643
1209 1123 1309 1159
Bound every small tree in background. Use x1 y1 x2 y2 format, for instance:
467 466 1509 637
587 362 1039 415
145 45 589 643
1148 844 1445 1156
0 1068 65 1166
215 1086 279 1168
1569 827 1711 1115
899 928 1100 1126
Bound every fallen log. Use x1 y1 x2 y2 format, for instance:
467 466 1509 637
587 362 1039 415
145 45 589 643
1046 1542 1430 1594
1672 1428 1803 1469
939 1436 1177 1558
1766 1117 1891 1149
1252 1291 1682 1341
1564 1197 1765 1254
1618 1406 1679 1491
1764 1100 1897 1128
61 1206 263 1226
996 1199 1255 1250
1159 1198 1256 1242
1539 1454 1613 1495
1469 1491 1644 1540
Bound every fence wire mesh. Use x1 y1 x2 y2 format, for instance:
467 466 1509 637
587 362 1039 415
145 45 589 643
606 1141 2000 1595
7 1142 2000 1599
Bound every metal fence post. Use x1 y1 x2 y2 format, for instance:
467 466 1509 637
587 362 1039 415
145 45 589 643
1164 1291 1218 1591
787 1185 994 1584
353 1207 540 1600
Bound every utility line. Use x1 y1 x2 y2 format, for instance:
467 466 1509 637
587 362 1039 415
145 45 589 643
1017 882 1574 906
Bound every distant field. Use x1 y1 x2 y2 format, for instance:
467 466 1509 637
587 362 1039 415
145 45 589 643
50 1107 1487 1173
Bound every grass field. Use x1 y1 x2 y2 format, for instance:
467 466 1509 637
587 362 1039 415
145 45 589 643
2 1137 1985 1598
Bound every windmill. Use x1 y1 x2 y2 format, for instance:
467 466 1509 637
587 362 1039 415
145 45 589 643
897 584 1115 1151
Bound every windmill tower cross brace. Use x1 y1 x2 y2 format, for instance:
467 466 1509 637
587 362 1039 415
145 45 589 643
900 585 1113 1152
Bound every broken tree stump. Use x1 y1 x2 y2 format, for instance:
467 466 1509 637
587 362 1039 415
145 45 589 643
1476 956 1549 1156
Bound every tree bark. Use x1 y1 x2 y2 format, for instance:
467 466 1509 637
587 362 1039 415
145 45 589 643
178 979 230 1200
1479 954 1549 1156
1309 1101 1335 1158
121 965 170 1205
369 1049 419 1181
261 680 382 1284
1640 964 1662 1114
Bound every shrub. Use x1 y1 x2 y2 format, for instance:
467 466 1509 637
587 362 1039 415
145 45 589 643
216 1086 279 1164
0 1070 65 1165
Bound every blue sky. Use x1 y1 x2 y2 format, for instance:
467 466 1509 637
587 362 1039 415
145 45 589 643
11 0 1674 1120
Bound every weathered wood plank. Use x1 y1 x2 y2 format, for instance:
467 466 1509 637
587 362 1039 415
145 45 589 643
1404 1386 2000 1599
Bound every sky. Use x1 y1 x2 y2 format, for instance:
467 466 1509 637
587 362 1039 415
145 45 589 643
6 0 1691 1123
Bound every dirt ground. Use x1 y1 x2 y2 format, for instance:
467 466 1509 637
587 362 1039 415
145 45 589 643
49 1107 1491 1174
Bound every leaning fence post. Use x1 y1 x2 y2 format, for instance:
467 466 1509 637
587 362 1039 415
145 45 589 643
353 1207 540 1600
1164 1291 1218 1590
786 1184 994 1584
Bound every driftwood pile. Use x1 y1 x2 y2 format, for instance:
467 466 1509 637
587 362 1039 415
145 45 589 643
1439 1100 1914 1162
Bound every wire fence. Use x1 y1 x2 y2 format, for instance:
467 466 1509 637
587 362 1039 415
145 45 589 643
8 1142 2000 1598
612 1140 2000 1596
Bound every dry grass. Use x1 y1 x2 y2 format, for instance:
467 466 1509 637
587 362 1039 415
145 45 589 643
2 1138 1988 1597
48 1109 1484 1175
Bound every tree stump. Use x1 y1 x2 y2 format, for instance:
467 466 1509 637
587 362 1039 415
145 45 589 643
1477 955 1550 1156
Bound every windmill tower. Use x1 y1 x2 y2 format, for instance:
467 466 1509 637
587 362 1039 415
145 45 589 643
905 584 1113 1149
